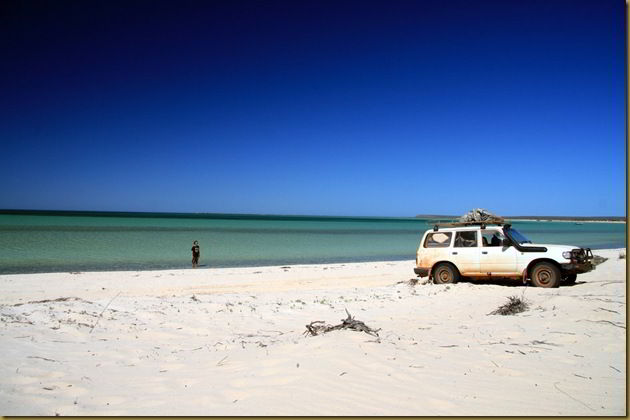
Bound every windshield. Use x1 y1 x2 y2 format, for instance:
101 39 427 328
506 228 532 244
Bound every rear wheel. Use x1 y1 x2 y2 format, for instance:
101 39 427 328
530 262 560 288
433 263 459 284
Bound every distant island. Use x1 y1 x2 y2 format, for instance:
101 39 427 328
415 215 626 223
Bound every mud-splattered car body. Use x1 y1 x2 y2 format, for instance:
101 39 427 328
414 223 594 287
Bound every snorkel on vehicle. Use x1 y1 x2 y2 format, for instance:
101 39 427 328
502 224 548 252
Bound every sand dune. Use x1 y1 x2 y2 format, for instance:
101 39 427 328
0 249 625 415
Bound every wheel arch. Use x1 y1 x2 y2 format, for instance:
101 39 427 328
430 260 461 278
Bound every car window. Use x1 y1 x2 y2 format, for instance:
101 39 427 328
481 230 504 247
454 231 477 247
424 232 452 248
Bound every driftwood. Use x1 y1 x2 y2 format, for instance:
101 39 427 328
304 309 380 337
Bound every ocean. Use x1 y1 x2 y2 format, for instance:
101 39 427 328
0 212 626 274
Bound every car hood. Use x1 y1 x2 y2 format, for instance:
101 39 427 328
526 243 580 252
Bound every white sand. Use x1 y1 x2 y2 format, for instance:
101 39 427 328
0 249 626 415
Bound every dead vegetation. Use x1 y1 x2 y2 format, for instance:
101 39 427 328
304 309 380 337
489 295 529 316
405 278 419 286
592 255 609 266
397 278 431 287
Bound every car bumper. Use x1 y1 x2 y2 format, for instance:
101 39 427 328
414 267 429 277
560 262 594 274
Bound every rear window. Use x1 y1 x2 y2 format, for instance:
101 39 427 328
455 231 477 247
424 232 452 248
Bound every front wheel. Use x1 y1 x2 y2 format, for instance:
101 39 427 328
432 263 459 284
530 262 560 288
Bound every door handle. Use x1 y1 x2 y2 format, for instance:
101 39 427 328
482 251 488 254
452 252 458 255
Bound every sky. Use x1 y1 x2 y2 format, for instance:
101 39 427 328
0 0 625 217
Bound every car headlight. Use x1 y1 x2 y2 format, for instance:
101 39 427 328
562 251 572 259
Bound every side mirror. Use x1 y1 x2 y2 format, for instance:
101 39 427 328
503 238 512 247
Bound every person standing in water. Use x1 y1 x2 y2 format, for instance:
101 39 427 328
191 240 200 268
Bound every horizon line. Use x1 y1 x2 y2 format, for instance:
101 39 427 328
0 209 626 221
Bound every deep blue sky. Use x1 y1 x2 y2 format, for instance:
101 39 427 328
0 0 625 217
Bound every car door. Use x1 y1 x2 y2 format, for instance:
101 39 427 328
480 229 519 275
451 230 481 275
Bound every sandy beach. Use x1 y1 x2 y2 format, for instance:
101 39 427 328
0 248 626 415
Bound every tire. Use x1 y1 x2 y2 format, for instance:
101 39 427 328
530 262 561 288
433 263 459 284
563 273 577 285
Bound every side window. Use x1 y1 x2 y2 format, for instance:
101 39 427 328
454 231 477 247
424 232 452 248
481 230 504 247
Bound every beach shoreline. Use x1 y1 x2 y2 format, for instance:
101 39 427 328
0 249 626 415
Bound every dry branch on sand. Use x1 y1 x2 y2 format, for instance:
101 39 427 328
489 295 529 316
304 309 380 337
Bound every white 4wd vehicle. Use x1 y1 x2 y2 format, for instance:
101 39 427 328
414 222 594 288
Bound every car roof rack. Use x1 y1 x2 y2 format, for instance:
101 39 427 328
432 218 506 231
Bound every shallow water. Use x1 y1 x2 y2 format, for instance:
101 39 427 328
0 212 625 274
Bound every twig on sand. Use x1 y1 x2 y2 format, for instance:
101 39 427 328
553 382 595 412
609 365 621 373
531 340 561 347
576 319 626 329
595 307 619 314
600 281 623 287
89 292 121 334
13 297 86 307
304 309 380 338
27 356 59 362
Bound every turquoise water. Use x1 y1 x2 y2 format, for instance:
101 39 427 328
0 212 626 274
